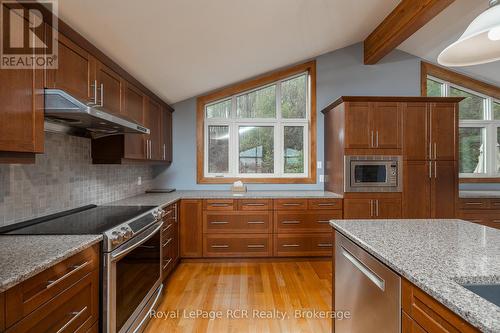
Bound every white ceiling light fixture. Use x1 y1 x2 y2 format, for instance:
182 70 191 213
438 0 500 66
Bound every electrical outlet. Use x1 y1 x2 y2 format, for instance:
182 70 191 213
137 176 142 185
317 161 322 169
319 175 324 183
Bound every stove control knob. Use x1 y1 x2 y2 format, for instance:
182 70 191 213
120 227 133 239
111 231 123 245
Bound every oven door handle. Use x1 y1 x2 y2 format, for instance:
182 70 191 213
111 221 163 261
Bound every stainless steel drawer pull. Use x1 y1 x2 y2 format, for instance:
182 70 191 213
162 238 173 247
247 244 265 248
245 203 265 206
56 306 88 333
282 220 300 224
317 243 333 247
318 203 335 206
465 202 483 205
341 247 385 291
162 258 173 270
46 261 90 289
492 220 500 223
316 220 330 224
210 203 230 207
282 244 300 247
162 223 173 232
211 245 229 248
163 209 173 216
283 203 300 206
210 221 229 224
247 221 265 224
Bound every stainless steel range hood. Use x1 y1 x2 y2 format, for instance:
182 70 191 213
44 89 150 138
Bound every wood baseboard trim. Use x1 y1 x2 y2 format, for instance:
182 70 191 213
180 257 331 263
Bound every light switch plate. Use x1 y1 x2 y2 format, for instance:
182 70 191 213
137 176 142 185
317 161 322 169
319 175 324 183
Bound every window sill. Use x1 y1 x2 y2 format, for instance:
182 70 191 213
197 176 317 184
459 177 500 183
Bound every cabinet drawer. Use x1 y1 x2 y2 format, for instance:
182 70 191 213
162 236 178 279
204 199 235 211
5 244 99 327
308 199 342 210
274 233 333 257
203 234 272 257
458 210 500 230
204 212 271 233
274 199 308 210
237 199 272 211
274 211 340 233
6 270 99 333
162 204 177 220
162 220 177 240
458 198 489 210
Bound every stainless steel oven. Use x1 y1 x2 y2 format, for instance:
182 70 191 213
345 156 402 192
104 220 164 333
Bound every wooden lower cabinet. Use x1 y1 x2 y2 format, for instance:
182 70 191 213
162 202 179 280
402 279 479 333
344 193 401 219
179 199 203 258
183 198 342 259
274 233 333 257
4 244 100 333
457 198 500 229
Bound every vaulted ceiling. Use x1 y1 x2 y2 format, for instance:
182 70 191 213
58 0 498 104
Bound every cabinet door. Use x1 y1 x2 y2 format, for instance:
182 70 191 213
430 103 456 161
46 33 96 103
372 102 401 149
431 161 456 218
0 53 44 155
161 109 173 162
403 161 431 218
377 198 402 218
343 199 374 219
145 98 162 160
96 62 122 116
122 82 145 159
179 200 203 258
403 103 429 160
345 102 372 148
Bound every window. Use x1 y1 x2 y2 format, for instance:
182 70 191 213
197 62 316 183
426 76 500 178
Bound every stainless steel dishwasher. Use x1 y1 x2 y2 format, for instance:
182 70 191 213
335 231 401 333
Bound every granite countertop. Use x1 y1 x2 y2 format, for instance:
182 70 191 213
330 219 500 333
0 235 102 292
109 190 342 207
460 190 500 198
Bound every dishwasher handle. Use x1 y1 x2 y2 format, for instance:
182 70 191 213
341 246 385 291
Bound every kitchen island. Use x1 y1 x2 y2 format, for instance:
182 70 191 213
330 219 500 333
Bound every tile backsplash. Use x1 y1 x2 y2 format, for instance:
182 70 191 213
0 132 153 227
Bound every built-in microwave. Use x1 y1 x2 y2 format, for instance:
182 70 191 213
345 156 402 192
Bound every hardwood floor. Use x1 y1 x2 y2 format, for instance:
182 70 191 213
144 261 332 333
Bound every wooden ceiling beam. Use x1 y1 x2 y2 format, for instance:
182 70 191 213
364 0 455 65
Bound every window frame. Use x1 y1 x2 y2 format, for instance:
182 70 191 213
425 74 500 179
196 61 317 184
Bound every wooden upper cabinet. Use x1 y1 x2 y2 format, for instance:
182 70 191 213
0 53 44 158
430 103 456 161
162 109 173 162
372 102 401 149
345 102 372 149
122 82 146 160
403 103 429 160
145 98 163 160
46 32 96 104
95 62 122 116
345 101 401 150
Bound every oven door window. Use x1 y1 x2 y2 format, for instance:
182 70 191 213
115 230 160 331
353 165 387 184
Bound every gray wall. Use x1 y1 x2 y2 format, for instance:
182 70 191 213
153 43 421 190
0 132 153 227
